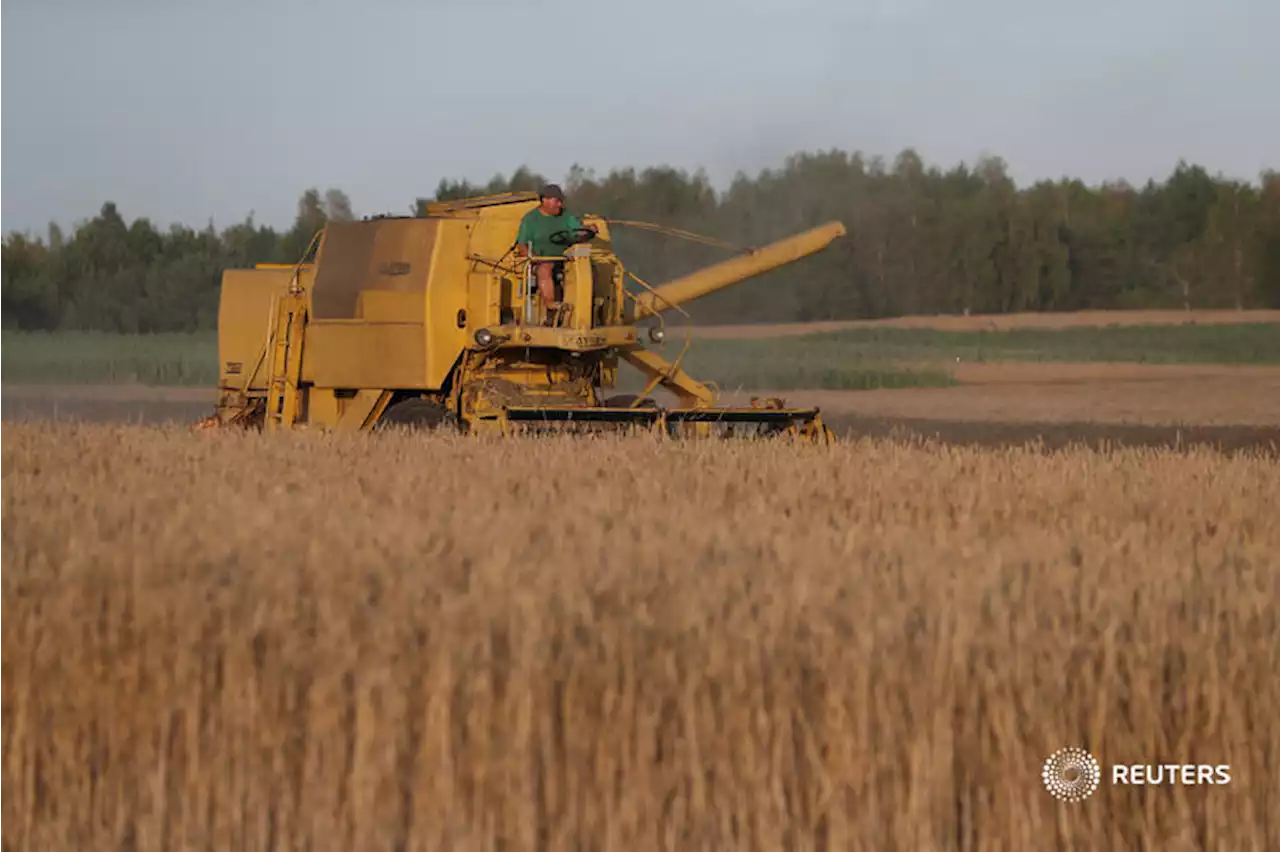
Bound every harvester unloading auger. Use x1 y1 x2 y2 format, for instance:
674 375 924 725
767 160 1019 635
203 191 847 440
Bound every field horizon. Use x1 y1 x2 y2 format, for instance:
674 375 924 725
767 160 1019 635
4 310 1278 391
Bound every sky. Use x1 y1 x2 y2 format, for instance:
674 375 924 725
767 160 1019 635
2 0 1277 236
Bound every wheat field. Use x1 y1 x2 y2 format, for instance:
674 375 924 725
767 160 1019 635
3 423 1278 851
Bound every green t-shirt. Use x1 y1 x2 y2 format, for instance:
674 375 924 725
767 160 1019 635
515 207 583 258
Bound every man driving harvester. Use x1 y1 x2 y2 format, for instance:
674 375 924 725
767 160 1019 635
514 184 597 323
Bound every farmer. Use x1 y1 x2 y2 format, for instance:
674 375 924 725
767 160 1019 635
514 184 596 318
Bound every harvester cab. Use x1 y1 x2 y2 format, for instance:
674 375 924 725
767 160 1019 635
205 190 847 440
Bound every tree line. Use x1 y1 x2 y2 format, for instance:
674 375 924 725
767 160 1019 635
4 150 1279 332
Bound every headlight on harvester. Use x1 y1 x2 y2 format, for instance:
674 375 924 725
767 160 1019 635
648 327 665 343
474 328 495 347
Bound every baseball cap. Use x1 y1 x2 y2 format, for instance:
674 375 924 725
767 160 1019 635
539 183 565 201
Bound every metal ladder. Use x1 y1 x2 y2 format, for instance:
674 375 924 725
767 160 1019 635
264 288 308 432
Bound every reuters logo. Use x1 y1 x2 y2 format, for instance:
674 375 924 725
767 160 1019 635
1042 747 1101 802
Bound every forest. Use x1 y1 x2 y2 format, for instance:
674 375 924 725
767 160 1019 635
3 148 1279 332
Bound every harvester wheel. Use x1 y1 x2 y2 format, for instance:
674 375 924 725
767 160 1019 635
600 394 659 409
378 398 458 432
598 394 676 438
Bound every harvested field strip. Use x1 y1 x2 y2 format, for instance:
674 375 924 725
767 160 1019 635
4 424 1278 850
718 369 1280 428
693 308 1280 338
794 323 1280 365
6 321 1277 389
950 362 1280 384
626 323 1278 395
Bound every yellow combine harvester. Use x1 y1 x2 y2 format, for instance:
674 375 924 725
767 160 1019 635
206 191 846 439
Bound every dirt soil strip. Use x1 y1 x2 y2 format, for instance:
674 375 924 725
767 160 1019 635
2 386 214 427
1 384 214 403
690 309 1280 339
953 362 1280 385
721 366 1280 428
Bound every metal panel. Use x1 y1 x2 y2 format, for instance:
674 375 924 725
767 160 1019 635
306 322 429 389
217 268 294 392
311 219 438 319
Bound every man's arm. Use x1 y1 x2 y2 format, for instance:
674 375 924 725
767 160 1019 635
567 212 597 236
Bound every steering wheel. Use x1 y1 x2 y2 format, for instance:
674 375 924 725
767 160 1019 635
547 227 596 247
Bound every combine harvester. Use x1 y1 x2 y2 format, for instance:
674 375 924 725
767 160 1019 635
205 191 847 440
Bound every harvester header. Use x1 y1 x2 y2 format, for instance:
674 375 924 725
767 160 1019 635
203 191 847 440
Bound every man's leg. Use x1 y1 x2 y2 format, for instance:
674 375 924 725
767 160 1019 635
536 262 556 310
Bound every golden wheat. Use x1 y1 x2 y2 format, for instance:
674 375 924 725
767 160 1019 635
3 423 1278 851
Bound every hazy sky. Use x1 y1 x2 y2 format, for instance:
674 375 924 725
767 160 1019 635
3 0 1277 235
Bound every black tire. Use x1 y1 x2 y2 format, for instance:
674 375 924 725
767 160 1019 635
600 393 675 437
377 398 457 431
600 394 659 409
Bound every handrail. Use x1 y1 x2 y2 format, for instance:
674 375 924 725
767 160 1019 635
605 219 752 253
622 269 695 403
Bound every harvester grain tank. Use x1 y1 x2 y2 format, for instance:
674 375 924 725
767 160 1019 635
206 191 846 439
